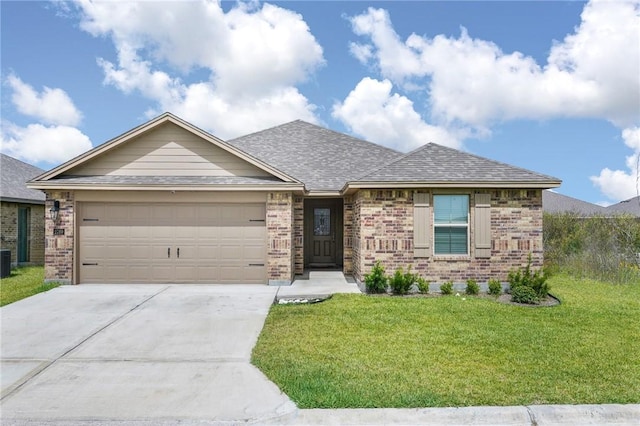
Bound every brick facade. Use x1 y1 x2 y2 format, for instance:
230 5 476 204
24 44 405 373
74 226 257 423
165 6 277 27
293 196 304 275
343 195 354 274
350 189 543 284
266 192 294 285
44 191 75 284
0 201 45 266
37 187 542 286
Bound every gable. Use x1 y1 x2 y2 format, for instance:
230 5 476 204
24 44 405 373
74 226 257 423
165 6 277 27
69 122 271 178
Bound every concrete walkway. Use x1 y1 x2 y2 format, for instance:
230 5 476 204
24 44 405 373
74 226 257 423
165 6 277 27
2 279 638 425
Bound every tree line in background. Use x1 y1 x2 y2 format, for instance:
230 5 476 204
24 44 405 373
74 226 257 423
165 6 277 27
543 212 640 284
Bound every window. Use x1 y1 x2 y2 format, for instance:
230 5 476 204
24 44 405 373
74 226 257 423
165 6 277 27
434 195 469 255
314 208 330 236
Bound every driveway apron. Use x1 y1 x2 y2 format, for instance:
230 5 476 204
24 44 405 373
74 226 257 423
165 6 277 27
0 284 295 424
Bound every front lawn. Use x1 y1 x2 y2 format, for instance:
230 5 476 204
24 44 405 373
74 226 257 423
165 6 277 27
252 274 640 408
0 266 59 307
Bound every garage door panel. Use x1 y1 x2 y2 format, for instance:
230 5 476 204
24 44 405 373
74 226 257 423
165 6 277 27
79 202 267 284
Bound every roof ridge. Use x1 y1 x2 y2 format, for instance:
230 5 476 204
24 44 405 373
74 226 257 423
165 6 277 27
1 153 44 172
355 142 433 181
432 143 561 181
229 120 402 156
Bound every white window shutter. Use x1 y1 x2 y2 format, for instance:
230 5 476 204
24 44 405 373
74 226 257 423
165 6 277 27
414 192 430 258
474 193 491 258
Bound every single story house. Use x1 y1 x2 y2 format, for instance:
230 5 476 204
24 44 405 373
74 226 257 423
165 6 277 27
542 190 609 216
607 196 640 217
28 113 561 285
1 154 46 267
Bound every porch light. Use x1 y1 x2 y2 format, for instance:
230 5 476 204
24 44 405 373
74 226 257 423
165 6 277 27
49 200 60 222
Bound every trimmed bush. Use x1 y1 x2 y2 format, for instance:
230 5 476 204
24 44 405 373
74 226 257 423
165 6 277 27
416 277 430 294
488 278 502 296
389 266 416 295
440 281 453 295
508 254 550 299
511 285 539 304
364 261 388 294
465 279 479 295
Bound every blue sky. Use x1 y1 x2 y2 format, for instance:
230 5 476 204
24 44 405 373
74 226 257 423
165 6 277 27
2 0 639 205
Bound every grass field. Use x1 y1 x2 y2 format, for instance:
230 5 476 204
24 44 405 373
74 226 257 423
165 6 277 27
0 266 59 307
252 274 640 408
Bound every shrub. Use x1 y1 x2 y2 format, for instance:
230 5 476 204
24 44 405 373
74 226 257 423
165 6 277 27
389 266 416 295
440 281 453 295
488 278 502 296
465 279 479 295
416 276 430 294
511 285 539 304
508 254 549 299
364 261 388 294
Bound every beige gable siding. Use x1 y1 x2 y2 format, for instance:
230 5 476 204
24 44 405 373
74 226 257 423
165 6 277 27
71 122 271 177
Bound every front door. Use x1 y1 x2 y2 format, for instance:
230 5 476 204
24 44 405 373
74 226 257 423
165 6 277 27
305 199 343 267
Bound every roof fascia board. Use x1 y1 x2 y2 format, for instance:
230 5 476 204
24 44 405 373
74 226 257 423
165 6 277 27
0 197 45 205
342 180 562 194
304 191 343 197
26 182 305 193
31 113 300 184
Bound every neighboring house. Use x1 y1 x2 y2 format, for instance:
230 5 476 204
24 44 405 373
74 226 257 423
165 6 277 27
28 113 561 285
542 190 640 218
1 154 46 267
542 190 609 216
607 196 640 217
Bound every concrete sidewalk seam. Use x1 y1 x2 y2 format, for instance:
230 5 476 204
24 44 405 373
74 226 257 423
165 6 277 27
0 286 170 402
525 405 538 425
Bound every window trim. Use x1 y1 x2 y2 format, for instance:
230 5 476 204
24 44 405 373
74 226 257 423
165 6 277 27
433 194 470 257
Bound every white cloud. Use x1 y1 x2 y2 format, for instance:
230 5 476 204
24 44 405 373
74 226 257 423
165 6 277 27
347 0 640 201
73 0 324 138
348 1 640 128
6 74 82 126
332 77 461 152
1 122 92 165
591 127 640 201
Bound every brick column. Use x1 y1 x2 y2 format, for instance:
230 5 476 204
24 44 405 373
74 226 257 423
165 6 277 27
343 195 354 275
293 195 304 275
266 192 294 285
44 191 74 284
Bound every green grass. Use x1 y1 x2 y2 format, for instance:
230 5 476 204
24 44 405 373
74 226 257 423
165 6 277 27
252 274 640 408
0 266 59 307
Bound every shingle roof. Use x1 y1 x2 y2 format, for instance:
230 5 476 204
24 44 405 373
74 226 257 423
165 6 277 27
542 190 609 216
0 154 45 204
227 120 402 191
355 143 561 185
607 196 640 217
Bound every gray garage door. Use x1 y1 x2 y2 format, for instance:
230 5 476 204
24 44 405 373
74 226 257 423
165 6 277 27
78 202 266 284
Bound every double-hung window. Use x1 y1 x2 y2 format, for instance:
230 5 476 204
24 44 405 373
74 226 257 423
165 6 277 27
434 195 469 255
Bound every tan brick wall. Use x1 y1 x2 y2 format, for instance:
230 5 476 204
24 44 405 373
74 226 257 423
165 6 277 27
1 201 45 266
266 192 294 284
1 202 18 265
343 195 354 275
293 195 304 275
352 189 543 284
44 191 75 284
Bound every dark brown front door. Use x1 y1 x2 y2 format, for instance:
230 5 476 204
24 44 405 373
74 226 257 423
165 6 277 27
305 199 343 267
312 206 334 264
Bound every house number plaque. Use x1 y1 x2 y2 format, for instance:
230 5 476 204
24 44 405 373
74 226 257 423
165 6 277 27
53 228 65 236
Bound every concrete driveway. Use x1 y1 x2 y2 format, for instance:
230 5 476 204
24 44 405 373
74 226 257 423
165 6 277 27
1 284 296 424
